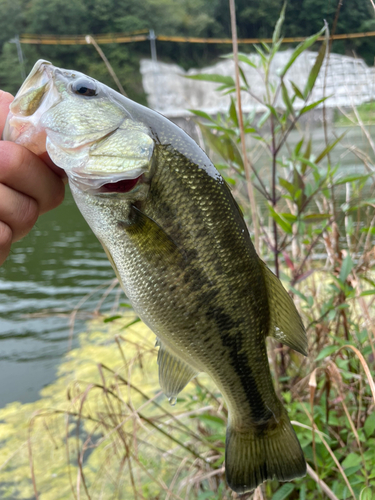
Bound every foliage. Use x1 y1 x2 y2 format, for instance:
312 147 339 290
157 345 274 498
0 0 375 100
186 8 375 499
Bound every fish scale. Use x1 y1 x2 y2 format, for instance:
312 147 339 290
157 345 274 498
4 59 308 494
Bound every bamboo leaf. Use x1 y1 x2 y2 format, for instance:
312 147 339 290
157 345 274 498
299 96 329 116
185 73 235 87
279 177 296 196
290 80 304 99
258 109 271 128
229 97 238 127
281 81 294 116
268 205 293 234
188 109 213 122
335 173 371 185
300 137 312 174
254 44 267 64
303 39 327 98
294 137 304 156
303 213 331 223
238 65 249 87
315 133 345 163
280 26 326 77
237 53 257 68
272 2 286 44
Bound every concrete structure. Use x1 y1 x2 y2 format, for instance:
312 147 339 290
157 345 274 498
140 49 375 118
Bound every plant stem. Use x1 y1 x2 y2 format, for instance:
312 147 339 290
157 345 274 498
270 115 279 278
228 0 260 253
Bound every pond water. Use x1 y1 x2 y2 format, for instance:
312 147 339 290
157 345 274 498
0 188 123 406
0 123 373 407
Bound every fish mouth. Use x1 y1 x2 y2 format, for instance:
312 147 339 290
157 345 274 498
3 60 61 154
68 168 147 194
99 174 143 193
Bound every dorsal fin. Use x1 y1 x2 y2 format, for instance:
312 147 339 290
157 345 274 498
260 260 308 356
157 339 199 399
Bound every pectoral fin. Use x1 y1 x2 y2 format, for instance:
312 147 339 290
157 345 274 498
157 340 199 398
260 260 308 356
119 206 184 264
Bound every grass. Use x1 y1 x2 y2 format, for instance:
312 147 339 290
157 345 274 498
0 269 374 499
335 102 375 126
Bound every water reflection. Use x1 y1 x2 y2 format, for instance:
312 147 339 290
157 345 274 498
0 186 122 406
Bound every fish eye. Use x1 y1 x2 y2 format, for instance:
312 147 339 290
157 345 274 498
71 77 97 97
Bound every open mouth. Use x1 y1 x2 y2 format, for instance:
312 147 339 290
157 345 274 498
99 175 143 193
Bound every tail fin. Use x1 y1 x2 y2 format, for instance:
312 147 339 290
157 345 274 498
225 409 306 494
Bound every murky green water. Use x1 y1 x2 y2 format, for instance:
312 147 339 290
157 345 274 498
0 124 373 407
0 187 122 405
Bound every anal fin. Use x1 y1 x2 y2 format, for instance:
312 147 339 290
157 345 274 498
157 339 198 399
260 260 308 356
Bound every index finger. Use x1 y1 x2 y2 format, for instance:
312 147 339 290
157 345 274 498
0 91 14 137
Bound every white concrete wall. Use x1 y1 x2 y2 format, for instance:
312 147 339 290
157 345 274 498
140 50 375 117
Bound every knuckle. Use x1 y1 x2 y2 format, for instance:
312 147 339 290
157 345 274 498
49 181 65 210
0 142 27 181
0 221 13 249
20 196 39 230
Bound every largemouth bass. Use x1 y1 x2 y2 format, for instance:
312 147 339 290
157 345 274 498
3 60 307 493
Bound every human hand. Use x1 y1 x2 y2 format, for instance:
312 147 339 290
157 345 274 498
0 90 67 265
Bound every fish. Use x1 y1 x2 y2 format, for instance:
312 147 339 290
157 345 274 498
3 60 307 493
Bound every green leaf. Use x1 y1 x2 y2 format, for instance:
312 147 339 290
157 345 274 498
229 97 238 127
303 39 327 98
268 205 293 234
339 253 353 284
237 53 257 68
360 289 375 296
185 73 235 87
294 138 304 156
364 412 375 437
120 317 141 330
335 173 371 185
360 487 374 500
198 124 243 167
281 81 294 116
238 65 249 87
303 213 331 223
254 44 267 64
301 138 312 174
280 26 326 77
279 177 296 196
315 133 345 164
272 2 286 44
299 96 329 116
258 109 271 128
316 345 338 361
290 80 304 99
344 464 362 476
271 483 295 500
103 315 122 323
188 109 213 122
342 453 362 469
